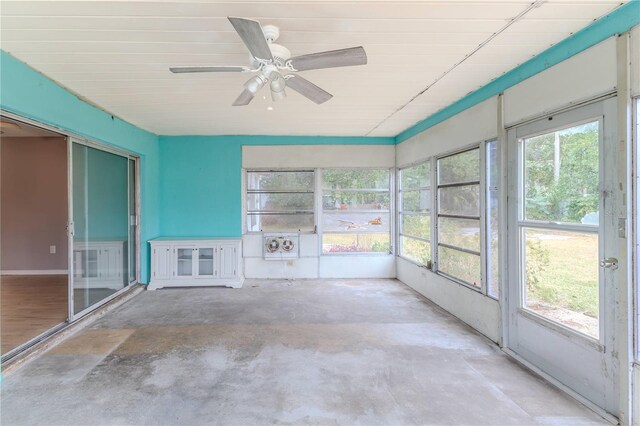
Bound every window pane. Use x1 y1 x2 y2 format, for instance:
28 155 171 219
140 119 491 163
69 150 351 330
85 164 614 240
438 246 481 287
401 162 430 189
438 184 480 217
402 189 431 212
524 121 599 224
247 171 314 191
401 214 430 240
247 213 314 232
437 149 480 185
322 169 389 190
247 193 314 212
523 228 599 338
438 217 480 253
323 213 390 233
323 191 390 211
323 233 390 253
400 236 430 266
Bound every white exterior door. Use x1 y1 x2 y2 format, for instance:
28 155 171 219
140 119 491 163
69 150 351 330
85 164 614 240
506 98 619 414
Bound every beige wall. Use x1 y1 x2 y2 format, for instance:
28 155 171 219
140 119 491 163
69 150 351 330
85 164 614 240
1 136 68 272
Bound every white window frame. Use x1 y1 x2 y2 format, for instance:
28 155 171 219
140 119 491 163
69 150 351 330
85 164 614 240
398 159 432 267
485 139 500 299
319 167 394 256
434 145 484 290
244 169 316 234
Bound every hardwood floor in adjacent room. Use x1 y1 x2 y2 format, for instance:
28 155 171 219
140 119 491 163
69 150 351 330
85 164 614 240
1 275 68 354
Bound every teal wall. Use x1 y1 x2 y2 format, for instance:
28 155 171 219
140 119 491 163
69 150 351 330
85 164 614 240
158 135 394 237
0 51 160 283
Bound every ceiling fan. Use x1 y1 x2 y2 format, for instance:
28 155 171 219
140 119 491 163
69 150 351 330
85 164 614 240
169 17 368 106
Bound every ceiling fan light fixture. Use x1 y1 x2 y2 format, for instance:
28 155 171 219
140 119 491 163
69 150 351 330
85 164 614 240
269 72 287 102
244 74 267 95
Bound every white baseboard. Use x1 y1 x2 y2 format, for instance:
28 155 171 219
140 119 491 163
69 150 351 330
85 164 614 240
1 269 68 276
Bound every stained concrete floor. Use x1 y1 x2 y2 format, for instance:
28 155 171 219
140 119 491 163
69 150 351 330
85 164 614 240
2 279 608 426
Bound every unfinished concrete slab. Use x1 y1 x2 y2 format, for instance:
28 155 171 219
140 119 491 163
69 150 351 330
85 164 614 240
1 279 608 425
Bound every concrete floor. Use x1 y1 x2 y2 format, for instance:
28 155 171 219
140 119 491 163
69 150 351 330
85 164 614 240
2 279 607 426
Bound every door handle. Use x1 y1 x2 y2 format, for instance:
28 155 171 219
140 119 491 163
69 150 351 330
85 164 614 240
599 258 618 270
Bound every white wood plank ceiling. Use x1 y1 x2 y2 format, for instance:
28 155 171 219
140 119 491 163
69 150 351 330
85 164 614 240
0 1 628 137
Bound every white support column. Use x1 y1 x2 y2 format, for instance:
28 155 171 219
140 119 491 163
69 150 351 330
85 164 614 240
616 32 634 426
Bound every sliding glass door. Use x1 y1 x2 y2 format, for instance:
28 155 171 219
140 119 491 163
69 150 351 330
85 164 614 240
71 141 138 317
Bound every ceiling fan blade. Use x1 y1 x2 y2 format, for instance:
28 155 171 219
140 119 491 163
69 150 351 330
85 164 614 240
287 46 367 71
285 75 333 104
228 17 273 62
232 89 255 106
170 66 252 73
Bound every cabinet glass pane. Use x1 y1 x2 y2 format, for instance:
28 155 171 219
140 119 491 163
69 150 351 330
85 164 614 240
72 143 129 314
177 248 193 276
198 248 214 276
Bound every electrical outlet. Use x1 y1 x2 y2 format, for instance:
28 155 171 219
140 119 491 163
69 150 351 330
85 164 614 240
49 245 56 254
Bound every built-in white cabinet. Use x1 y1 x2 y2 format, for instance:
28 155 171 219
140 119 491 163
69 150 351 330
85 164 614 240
148 238 243 290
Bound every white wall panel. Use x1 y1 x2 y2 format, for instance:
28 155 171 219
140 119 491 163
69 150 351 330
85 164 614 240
244 257 318 279
504 37 617 126
631 26 640 98
396 96 498 166
319 255 396 279
242 145 395 169
396 257 500 343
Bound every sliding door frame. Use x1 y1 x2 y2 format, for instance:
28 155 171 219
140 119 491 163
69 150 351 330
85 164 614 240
68 137 140 321
0 111 141 326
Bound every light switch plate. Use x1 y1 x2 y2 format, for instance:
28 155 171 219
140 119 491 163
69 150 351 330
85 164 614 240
50 245 56 254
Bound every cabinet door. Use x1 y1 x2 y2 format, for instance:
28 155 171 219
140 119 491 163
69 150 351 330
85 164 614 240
100 245 122 280
175 247 195 277
219 244 238 279
153 246 172 280
195 247 215 278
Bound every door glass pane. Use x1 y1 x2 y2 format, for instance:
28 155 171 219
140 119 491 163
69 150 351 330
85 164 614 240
198 248 214 276
523 228 599 338
524 121 599 224
72 144 129 314
177 248 193 276
128 159 137 283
